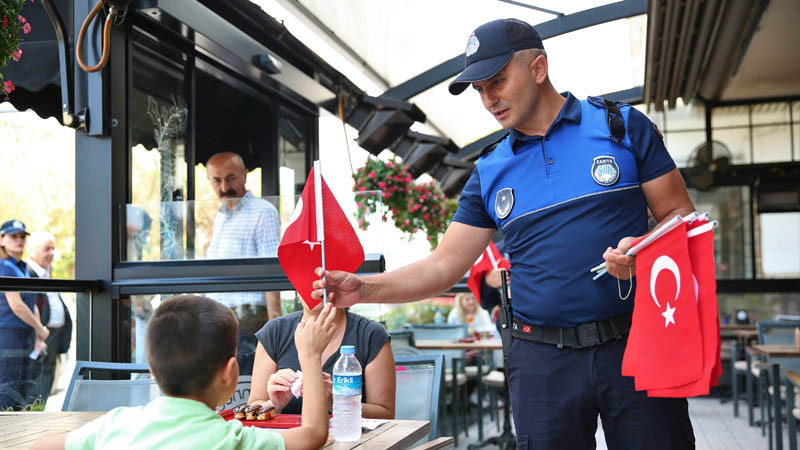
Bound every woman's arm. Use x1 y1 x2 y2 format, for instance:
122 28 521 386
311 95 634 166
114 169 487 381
361 341 396 419
4 291 48 339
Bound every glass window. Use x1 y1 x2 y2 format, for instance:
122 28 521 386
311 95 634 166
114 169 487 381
711 105 749 128
752 124 792 163
756 212 800 279
751 102 789 126
664 100 705 131
127 291 298 375
713 128 751 164
687 186 752 279
130 32 190 260
124 192 385 261
664 131 706 168
278 108 310 195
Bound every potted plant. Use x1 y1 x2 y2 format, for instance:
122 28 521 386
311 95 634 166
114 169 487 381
1 1 32 97
353 158 456 249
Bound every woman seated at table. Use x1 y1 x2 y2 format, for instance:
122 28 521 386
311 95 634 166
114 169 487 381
249 299 395 419
448 292 494 334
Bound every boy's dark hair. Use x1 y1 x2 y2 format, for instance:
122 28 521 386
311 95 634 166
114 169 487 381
146 295 238 396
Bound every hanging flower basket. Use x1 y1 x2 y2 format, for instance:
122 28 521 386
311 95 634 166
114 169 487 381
353 158 457 249
1 1 32 98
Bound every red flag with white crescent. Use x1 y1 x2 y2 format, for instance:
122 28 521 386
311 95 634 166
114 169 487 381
467 241 509 301
625 222 704 391
278 167 364 309
648 220 720 396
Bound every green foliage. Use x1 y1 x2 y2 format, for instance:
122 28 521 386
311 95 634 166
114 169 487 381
1 1 32 96
0 116 76 278
2 397 45 412
383 301 453 331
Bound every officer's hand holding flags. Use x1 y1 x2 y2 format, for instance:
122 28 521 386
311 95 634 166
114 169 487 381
603 213 722 397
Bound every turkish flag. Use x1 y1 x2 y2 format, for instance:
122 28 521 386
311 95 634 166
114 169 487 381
278 167 364 310
467 242 510 301
647 221 719 397
626 222 704 391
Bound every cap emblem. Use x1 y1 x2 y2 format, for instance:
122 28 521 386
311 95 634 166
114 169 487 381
465 33 480 57
13 221 23 229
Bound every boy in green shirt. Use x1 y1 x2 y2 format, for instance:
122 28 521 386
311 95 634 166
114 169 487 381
32 295 337 450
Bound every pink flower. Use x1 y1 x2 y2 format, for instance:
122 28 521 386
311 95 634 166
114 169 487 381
17 15 26 23
357 186 366 192
358 218 365 226
406 175 412 182
385 173 391 180
22 23 31 34
423 214 430 221
412 228 418 233
356 202 363 208
3 80 14 94
377 181 386 189
382 192 390 198
404 219 410 226
381 215 387 221
11 48 22 62
368 171 376 179
389 186 396 193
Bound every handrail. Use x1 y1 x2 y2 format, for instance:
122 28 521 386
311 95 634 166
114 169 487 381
0 277 104 293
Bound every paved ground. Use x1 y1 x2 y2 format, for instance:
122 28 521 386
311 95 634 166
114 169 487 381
454 397 782 450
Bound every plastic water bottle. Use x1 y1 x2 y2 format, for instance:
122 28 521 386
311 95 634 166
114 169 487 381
434 309 444 324
332 345 362 441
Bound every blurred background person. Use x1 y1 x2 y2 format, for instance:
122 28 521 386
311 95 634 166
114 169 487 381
448 292 494 334
0 220 48 409
205 152 281 375
26 231 72 404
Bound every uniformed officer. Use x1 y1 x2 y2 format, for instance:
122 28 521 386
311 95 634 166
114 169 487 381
313 19 696 449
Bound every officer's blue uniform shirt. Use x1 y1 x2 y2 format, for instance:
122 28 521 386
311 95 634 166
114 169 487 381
0 256 35 329
453 92 676 327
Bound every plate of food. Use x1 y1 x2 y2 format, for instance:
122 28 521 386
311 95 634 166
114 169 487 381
218 402 302 429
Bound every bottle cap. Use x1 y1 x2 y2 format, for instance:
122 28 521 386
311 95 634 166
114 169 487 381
340 345 355 354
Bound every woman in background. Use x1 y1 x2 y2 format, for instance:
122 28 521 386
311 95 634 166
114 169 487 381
0 220 48 409
448 292 494 334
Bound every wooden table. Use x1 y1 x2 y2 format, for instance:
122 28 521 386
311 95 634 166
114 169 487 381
414 338 502 351
734 329 759 341
721 324 757 332
748 344 800 358
0 412 430 450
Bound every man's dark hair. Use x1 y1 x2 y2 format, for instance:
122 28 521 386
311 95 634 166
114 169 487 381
146 295 238 396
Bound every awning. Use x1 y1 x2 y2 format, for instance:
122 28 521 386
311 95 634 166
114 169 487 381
0 0 72 123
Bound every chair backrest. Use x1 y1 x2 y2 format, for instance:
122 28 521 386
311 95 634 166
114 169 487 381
395 354 444 442
389 329 416 348
392 345 422 356
409 323 467 341
63 361 157 411
409 324 467 371
757 321 800 345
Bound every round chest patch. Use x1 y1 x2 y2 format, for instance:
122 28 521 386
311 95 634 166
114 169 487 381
591 156 620 186
495 188 514 219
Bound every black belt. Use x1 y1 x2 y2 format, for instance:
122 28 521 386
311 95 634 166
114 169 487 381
511 314 632 349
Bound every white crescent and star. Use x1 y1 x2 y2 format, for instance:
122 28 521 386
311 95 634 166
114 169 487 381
650 255 681 327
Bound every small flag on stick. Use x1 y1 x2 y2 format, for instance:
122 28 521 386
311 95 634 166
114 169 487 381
278 162 364 310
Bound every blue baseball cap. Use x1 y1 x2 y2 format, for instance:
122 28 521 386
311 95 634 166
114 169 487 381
0 219 29 236
449 19 544 95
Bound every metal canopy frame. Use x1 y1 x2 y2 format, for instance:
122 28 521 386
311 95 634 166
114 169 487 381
381 0 647 101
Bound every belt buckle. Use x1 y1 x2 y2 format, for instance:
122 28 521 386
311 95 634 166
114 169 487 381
577 322 600 347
